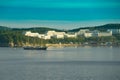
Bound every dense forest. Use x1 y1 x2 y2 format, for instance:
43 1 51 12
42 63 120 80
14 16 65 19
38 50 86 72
0 24 120 47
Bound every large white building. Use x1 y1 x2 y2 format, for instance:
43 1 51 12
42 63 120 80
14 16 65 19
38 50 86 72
24 29 113 39
108 29 120 34
83 30 112 38
45 31 56 36
84 32 93 38
98 31 112 37
42 35 51 39
24 30 76 39
46 31 66 39
77 29 89 36
64 32 77 38
24 31 40 37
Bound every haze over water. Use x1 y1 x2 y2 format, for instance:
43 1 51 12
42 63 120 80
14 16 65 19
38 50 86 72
0 47 120 80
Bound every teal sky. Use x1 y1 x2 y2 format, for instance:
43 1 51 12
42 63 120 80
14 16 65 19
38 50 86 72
0 0 120 29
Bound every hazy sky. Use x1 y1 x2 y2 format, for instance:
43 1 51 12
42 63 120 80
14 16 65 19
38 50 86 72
0 0 120 29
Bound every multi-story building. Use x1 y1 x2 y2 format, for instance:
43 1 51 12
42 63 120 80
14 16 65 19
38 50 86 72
64 32 77 38
24 31 66 39
45 31 56 36
108 29 120 34
24 29 113 39
24 31 39 37
46 31 65 39
84 31 93 38
83 30 112 38
77 29 89 36
98 31 112 37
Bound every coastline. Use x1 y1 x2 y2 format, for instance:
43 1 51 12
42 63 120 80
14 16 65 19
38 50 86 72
46 43 120 48
0 43 120 48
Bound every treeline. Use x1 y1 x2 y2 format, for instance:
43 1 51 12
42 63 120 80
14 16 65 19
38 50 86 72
0 24 120 47
0 30 120 47
69 24 120 32
0 26 64 47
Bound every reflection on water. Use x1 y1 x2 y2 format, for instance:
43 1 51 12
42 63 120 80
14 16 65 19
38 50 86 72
0 47 120 80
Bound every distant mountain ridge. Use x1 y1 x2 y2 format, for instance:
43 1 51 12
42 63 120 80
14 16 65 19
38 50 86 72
69 24 120 32
0 23 120 47
0 23 120 33
12 27 63 34
0 26 63 34
0 26 11 30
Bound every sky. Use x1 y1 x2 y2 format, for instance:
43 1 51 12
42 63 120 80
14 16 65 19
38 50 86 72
0 0 120 29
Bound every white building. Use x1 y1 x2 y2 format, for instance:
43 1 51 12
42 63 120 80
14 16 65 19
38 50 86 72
92 30 99 37
46 31 65 39
83 30 112 38
45 31 56 36
84 32 93 38
24 30 113 39
108 29 120 34
24 31 40 37
53 32 65 39
98 31 112 37
83 30 98 38
42 35 51 39
65 33 77 38
53 34 64 39
77 29 89 36
38 34 45 38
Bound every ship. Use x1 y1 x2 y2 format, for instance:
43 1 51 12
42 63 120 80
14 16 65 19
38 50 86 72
23 46 47 50
23 34 47 50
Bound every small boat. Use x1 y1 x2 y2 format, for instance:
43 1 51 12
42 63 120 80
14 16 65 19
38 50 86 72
23 46 47 50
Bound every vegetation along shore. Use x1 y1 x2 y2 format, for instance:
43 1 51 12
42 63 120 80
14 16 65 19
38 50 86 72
0 24 120 47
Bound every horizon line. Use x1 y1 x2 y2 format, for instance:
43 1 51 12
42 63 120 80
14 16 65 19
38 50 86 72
0 20 120 29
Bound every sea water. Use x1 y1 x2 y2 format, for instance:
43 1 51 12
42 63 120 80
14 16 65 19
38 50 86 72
0 47 120 80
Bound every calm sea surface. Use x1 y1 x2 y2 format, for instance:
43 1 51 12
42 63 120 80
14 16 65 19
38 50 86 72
0 47 120 80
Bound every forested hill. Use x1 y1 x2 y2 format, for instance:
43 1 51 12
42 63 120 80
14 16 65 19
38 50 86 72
1 23 120 32
12 27 63 34
0 26 11 30
0 26 63 47
69 24 120 32
0 24 120 47
0 26 63 33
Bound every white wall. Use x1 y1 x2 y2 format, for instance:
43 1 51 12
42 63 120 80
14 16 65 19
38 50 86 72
108 29 120 34
98 32 112 37
25 31 39 37
84 32 93 38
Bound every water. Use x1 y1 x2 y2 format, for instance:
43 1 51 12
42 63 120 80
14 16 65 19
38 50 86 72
0 47 120 80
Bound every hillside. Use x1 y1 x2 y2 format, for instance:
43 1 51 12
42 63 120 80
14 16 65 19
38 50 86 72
0 24 120 47
69 24 120 32
0 26 63 34
12 27 63 34
0 26 11 30
1 23 120 33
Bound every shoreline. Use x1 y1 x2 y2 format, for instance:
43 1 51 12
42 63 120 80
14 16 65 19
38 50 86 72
0 43 120 48
46 43 120 48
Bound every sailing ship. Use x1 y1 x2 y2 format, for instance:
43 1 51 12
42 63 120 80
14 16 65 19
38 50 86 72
23 46 47 50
